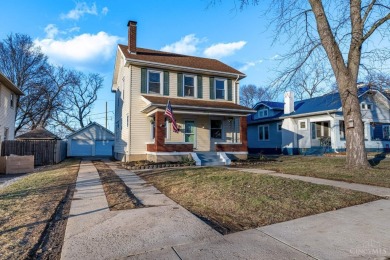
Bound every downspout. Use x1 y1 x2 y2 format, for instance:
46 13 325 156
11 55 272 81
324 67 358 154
234 74 240 143
128 65 132 160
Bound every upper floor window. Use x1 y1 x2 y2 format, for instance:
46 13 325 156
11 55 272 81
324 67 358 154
215 79 225 99
257 109 268 118
298 119 307 130
361 102 372 110
184 75 195 97
148 70 162 94
10 94 14 108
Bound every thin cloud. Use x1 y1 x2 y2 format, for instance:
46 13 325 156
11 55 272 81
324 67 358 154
35 32 120 66
270 54 279 60
101 7 109 15
61 2 98 20
44 24 59 39
161 34 203 55
239 59 263 71
204 41 246 59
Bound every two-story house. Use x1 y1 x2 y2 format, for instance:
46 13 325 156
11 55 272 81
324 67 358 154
112 21 254 163
247 85 390 155
0 72 23 145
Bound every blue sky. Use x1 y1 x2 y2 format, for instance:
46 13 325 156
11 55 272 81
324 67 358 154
0 1 294 131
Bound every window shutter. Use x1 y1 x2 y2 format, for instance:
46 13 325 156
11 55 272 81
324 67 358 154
197 75 203 98
209 77 215 99
141 68 147 93
227 79 232 101
163 71 169 96
177 73 183 97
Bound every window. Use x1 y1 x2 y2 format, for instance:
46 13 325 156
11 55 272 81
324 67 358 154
151 121 155 140
384 125 390 140
184 75 195 97
339 120 345 140
311 122 330 139
361 103 372 110
258 125 269 141
126 114 129 128
184 121 195 143
148 70 162 94
257 109 268 118
215 79 225 99
10 94 14 108
298 120 307 130
4 128 9 141
277 123 282 132
211 120 222 139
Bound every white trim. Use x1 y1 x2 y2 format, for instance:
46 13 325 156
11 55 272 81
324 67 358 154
298 119 308 130
146 152 191 155
183 74 197 98
215 78 227 100
225 151 248 155
217 152 231 165
147 69 163 95
165 142 189 144
184 120 197 148
214 142 242 145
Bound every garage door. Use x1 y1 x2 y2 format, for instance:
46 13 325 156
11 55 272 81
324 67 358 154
71 140 93 156
95 140 114 156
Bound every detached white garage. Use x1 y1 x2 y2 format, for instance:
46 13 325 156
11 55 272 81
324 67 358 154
67 122 115 157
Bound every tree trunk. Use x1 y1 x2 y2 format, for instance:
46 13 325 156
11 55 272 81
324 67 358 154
338 77 370 169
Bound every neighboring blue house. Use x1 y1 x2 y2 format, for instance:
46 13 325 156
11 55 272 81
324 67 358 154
247 85 390 155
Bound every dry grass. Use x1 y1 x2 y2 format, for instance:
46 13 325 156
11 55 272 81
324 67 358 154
140 167 378 234
93 161 142 210
0 159 80 259
246 156 390 188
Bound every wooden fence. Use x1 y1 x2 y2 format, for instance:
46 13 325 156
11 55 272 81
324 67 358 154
1 140 67 166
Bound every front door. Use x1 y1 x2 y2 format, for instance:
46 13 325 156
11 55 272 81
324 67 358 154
184 120 196 148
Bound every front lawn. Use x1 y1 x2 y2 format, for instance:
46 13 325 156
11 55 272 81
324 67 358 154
246 156 390 188
0 159 80 259
139 167 378 234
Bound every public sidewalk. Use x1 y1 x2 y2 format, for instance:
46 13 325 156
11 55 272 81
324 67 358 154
61 161 390 259
234 168 390 197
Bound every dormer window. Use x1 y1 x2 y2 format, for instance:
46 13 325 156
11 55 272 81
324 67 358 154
257 108 268 118
361 102 372 110
148 70 163 94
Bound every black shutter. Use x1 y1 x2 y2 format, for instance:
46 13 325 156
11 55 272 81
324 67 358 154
197 75 203 98
177 73 183 97
141 68 147 94
227 79 232 101
209 77 215 99
163 71 169 96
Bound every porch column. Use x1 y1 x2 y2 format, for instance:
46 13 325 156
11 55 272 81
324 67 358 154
155 111 165 151
240 116 248 148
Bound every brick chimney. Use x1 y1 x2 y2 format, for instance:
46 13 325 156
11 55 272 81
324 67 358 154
284 91 294 114
127 20 137 54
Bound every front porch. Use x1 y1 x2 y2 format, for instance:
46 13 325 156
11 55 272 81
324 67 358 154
141 96 254 162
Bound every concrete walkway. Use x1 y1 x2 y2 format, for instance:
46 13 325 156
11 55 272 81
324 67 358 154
234 168 390 197
61 161 390 259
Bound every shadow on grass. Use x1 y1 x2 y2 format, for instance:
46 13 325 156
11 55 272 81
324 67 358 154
369 153 388 166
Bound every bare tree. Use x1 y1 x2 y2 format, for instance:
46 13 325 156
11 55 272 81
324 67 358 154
0 33 48 133
240 84 275 107
365 71 390 91
234 0 390 168
55 72 103 129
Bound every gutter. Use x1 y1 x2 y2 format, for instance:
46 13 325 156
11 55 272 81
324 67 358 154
124 58 246 80
141 103 255 114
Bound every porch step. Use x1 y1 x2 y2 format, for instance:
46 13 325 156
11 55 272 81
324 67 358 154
196 152 227 166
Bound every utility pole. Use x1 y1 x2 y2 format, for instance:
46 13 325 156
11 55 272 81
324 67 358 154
105 102 108 128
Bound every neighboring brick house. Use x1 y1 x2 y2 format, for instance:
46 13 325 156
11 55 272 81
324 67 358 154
0 72 23 143
112 21 254 163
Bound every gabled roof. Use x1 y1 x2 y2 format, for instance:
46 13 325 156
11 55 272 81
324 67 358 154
253 101 284 110
66 122 114 139
0 72 24 95
118 45 246 78
141 95 255 116
16 127 61 140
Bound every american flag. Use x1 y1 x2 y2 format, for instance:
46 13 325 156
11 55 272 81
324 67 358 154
165 100 179 133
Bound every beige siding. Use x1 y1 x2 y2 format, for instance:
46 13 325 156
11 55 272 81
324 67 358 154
169 71 177 97
0 84 17 141
195 116 210 151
